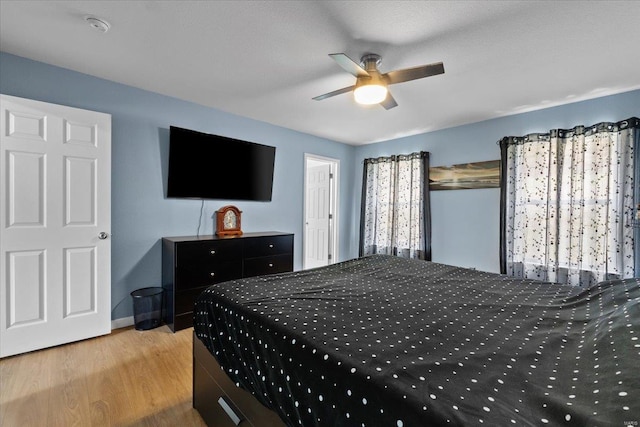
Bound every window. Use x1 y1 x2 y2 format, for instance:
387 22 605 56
500 119 638 287
359 152 431 260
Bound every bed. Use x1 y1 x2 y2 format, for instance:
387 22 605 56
193 255 639 426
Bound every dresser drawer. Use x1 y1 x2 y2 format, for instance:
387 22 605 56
175 286 209 314
176 239 243 268
244 235 293 258
176 262 242 289
243 254 293 278
174 311 195 331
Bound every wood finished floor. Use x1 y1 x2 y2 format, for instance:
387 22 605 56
0 326 207 427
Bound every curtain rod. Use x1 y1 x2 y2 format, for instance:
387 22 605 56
496 116 639 146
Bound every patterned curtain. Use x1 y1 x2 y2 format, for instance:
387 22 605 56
359 151 431 260
500 117 638 287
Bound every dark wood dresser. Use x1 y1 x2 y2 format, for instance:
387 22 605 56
162 232 294 332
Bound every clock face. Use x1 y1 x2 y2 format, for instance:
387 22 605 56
223 210 237 229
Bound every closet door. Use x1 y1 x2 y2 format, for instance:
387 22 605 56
304 163 332 269
0 94 111 357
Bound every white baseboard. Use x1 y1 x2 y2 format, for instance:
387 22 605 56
111 316 134 330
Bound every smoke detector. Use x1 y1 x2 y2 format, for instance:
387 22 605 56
84 16 110 33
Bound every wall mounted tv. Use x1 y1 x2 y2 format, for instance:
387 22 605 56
167 126 276 201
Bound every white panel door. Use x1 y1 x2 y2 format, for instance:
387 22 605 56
0 94 111 358
305 164 331 269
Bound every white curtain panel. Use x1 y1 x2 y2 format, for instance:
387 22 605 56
360 152 428 259
501 119 637 287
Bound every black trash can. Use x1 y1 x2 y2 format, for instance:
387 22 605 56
130 287 163 330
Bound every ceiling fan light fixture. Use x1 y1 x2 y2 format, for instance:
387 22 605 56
354 84 388 105
314 52 444 110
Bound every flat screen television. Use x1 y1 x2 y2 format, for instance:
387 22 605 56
167 126 275 201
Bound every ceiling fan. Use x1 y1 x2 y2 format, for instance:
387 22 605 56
313 53 445 110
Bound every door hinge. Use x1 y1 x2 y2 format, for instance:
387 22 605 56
329 214 333 219
328 254 332 260
329 173 334 179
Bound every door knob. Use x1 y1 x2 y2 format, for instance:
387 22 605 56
98 232 109 240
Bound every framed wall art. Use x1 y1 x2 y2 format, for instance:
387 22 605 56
429 160 500 190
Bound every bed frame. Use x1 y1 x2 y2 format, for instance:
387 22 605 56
192 333 285 427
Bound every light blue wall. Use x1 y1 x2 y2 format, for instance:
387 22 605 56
352 89 640 273
0 52 356 320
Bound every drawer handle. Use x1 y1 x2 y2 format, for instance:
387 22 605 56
268 244 274 248
210 250 216 255
210 272 215 277
217 396 244 426
268 263 274 267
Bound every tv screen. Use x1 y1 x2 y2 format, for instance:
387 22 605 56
167 126 275 201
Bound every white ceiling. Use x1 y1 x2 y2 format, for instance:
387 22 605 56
1 1 639 145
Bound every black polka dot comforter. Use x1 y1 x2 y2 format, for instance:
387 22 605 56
194 254 639 426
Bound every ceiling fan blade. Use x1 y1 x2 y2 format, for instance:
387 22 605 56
329 53 369 77
380 91 398 110
313 85 356 101
384 62 444 85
